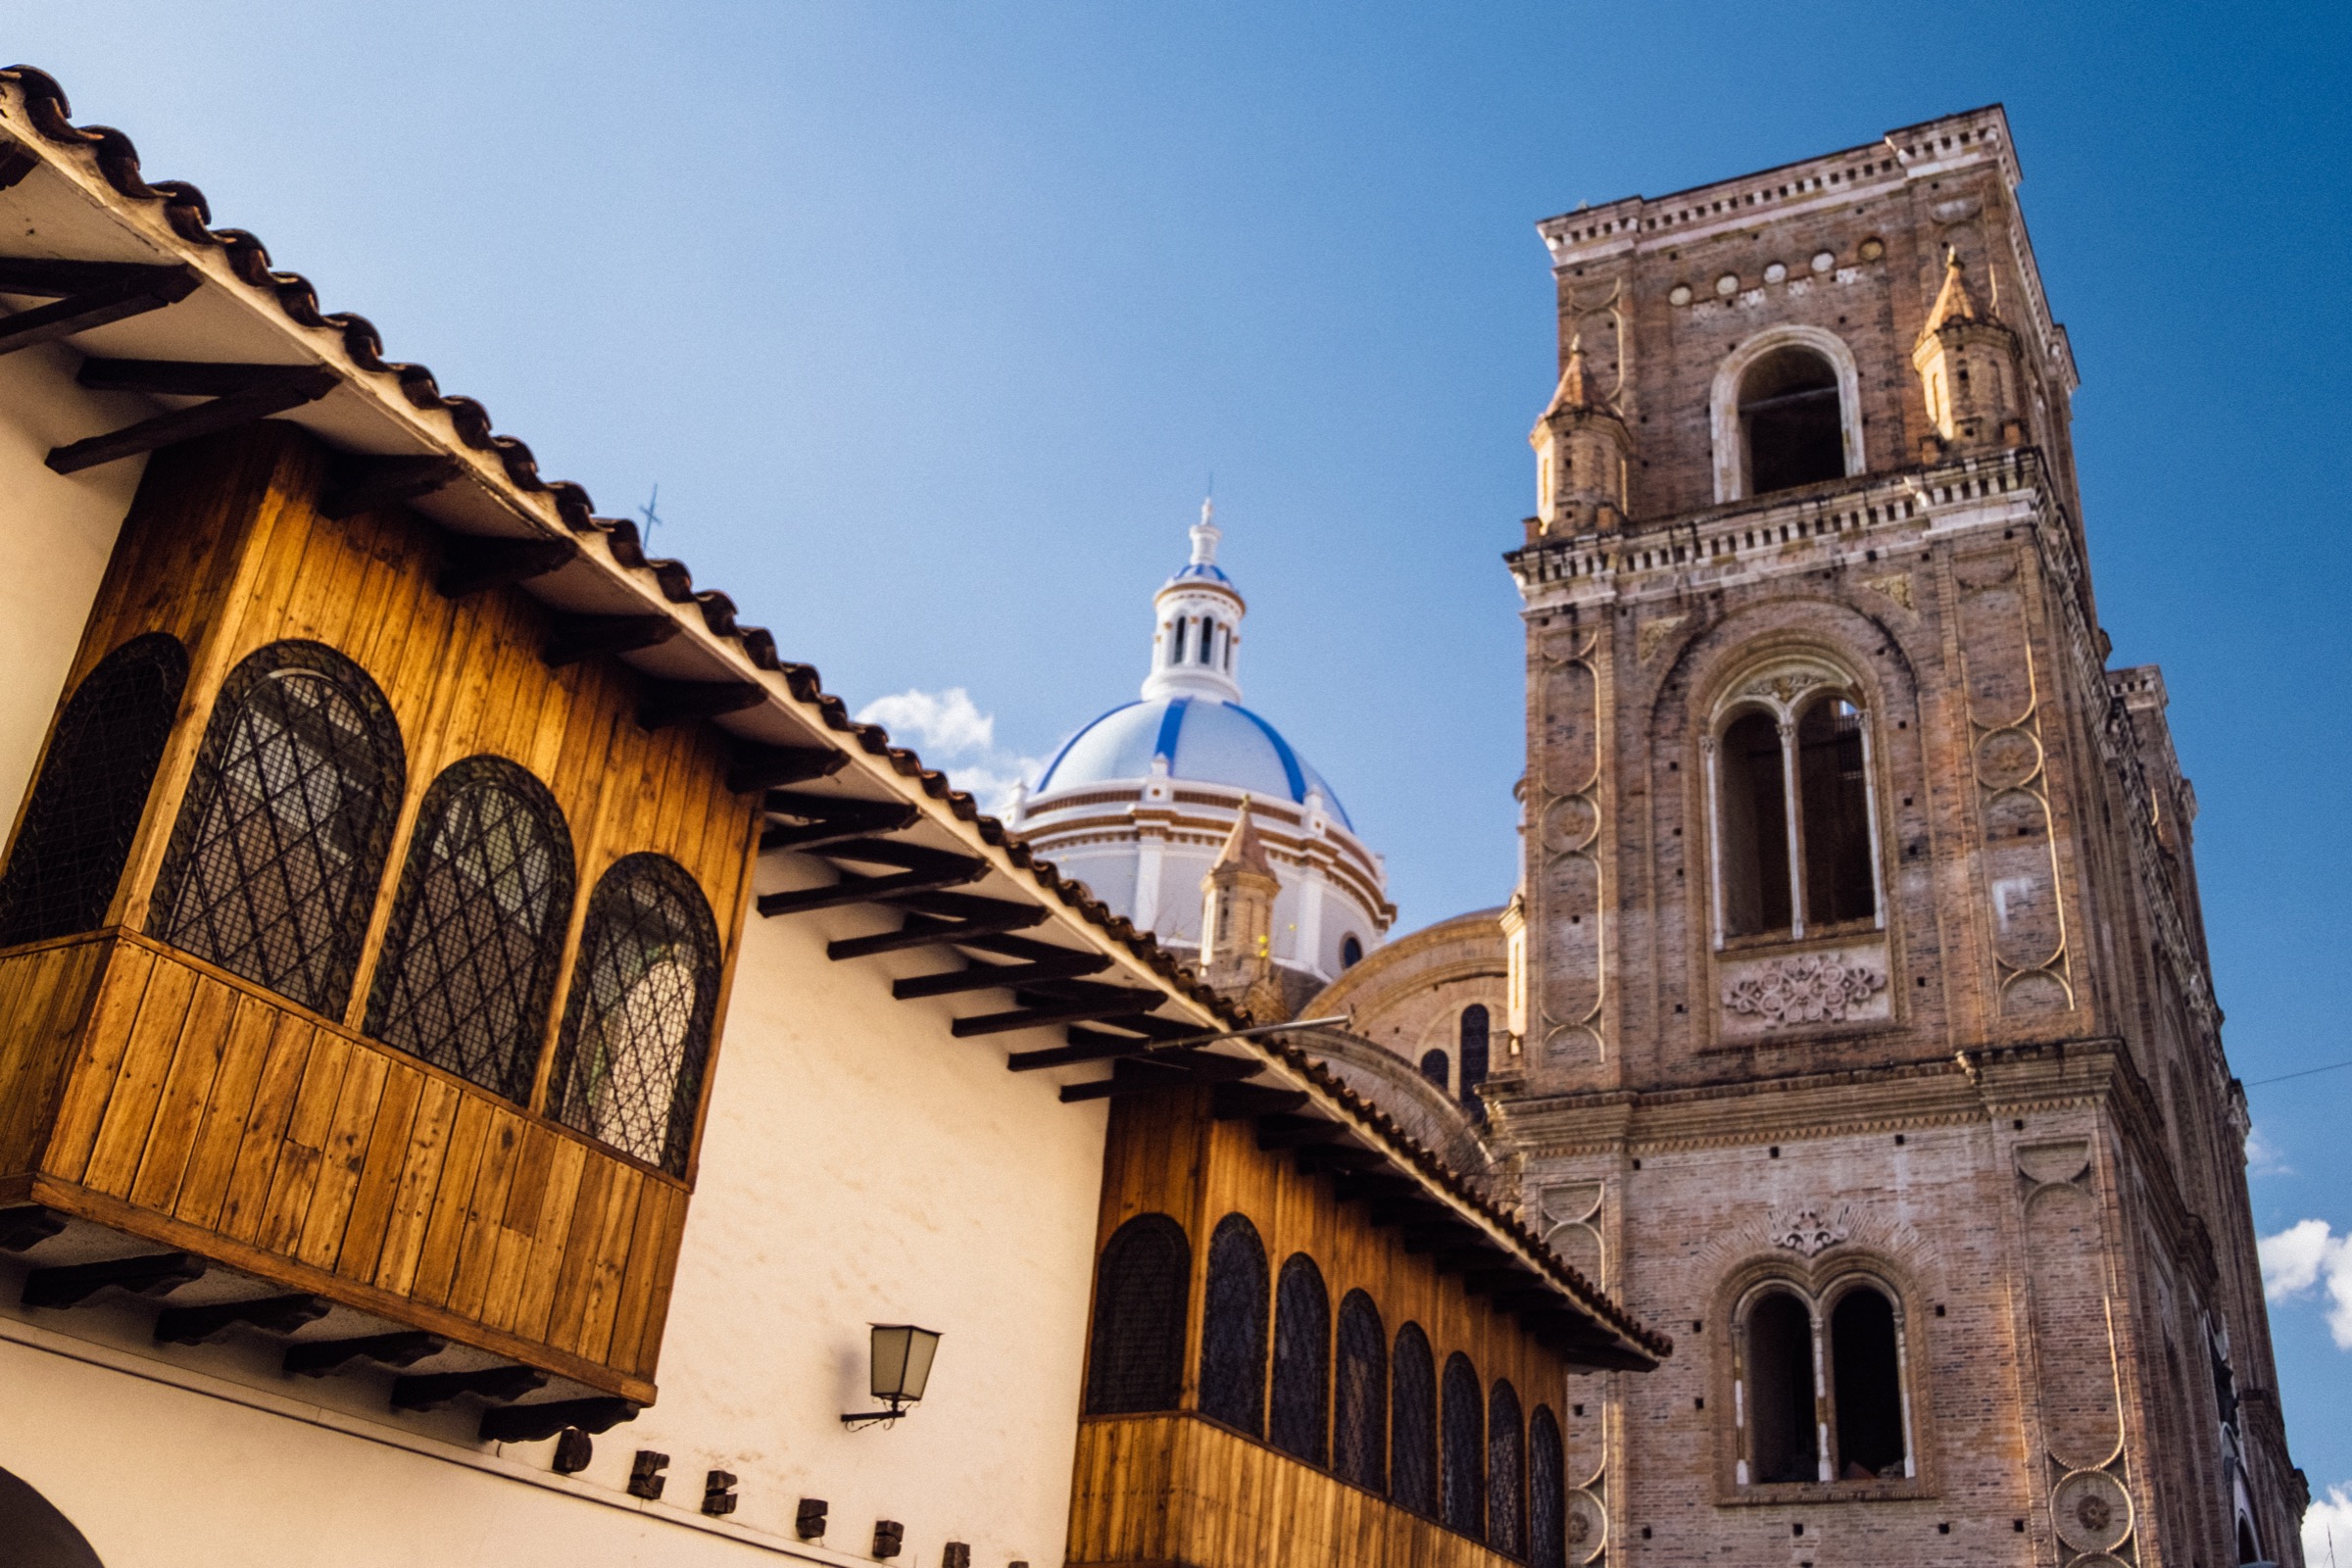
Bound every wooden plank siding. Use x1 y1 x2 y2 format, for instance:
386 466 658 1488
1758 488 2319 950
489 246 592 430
0 419 763 1402
1069 1414 1533 1568
6 933 683 1401
1072 1086 1586 1567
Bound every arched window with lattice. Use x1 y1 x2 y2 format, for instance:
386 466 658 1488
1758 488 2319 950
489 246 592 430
1199 1212 1268 1436
1442 1351 1485 1538
546 853 720 1174
1489 1379 1527 1556
1334 1289 1387 1491
363 757 574 1102
149 640 405 1016
0 633 186 947
1083 1213 1190 1415
1459 1004 1491 1121
1529 1404 1567 1568
1391 1323 1438 1516
1269 1252 1330 1465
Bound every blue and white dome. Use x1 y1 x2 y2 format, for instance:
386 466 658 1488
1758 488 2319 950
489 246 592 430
1010 501 1392 989
1036 696 1352 829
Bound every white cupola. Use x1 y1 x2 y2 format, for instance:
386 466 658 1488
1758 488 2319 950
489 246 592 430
1141 500 1246 704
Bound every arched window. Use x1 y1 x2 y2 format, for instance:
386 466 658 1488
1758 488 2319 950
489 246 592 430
1442 1351 1485 1538
0 633 186 947
1083 1213 1190 1415
1718 710 1791 939
1743 1288 1820 1484
1459 1004 1490 1121
1739 346 1844 495
1270 1253 1331 1465
1391 1324 1438 1516
546 853 720 1174
1489 1379 1526 1556
1796 696 1875 928
1340 934 1363 968
1713 682 1879 945
1199 1212 1269 1437
1830 1285 1905 1479
1334 1290 1387 1491
0 1462 105 1568
1418 1050 1449 1093
150 640 405 1017
363 757 575 1102
1528 1405 1567 1568
2237 1516 2261 1564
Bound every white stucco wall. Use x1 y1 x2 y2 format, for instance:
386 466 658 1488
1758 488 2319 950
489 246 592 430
0 342 150 832
0 839 1115 1567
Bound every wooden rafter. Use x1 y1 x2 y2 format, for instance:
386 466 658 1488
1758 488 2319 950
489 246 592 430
638 680 766 729
728 743 846 794
760 789 919 852
823 899 1049 959
320 452 464 518
758 840 990 917
890 945 1110 1000
949 983 1172 1038
153 1293 326 1346
436 535 578 599
49 358 338 473
543 612 678 666
0 259 197 357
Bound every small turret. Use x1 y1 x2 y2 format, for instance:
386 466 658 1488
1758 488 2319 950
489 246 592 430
1143 500 1247 704
1911 249 2029 457
1200 799 1289 1021
1530 335 1635 536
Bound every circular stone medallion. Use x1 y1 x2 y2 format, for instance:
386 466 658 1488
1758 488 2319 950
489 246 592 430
2053 1470 2132 1555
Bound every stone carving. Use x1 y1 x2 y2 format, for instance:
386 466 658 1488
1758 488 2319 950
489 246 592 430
1767 1206 1851 1256
2052 1469 2132 1555
1861 571 1913 610
1637 613 1689 665
1721 955 1886 1027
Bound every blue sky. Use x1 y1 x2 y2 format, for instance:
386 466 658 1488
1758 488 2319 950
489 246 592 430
12 0 2350 1529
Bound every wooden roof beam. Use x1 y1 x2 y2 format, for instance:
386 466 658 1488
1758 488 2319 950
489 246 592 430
0 260 196 357
1255 1115 1348 1151
1057 1050 1264 1102
728 743 847 794
321 452 465 518
1291 1144 1390 1174
49 359 337 473
543 612 678 667
827 904 1051 961
436 534 577 598
1212 1082 1310 1120
22 1250 204 1308
284 1331 445 1378
638 680 767 730
758 853 990 919
891 947 1110 1001
153 1292 326 1347
760 790 920 852
480 1397 641 1445
950 989 1170 1038
391 1365 547 1413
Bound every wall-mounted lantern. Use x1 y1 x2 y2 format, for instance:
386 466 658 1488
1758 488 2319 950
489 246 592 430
842 1324 942 1429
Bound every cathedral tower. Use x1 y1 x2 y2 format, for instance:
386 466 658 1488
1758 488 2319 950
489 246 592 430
1314 107 2303 1568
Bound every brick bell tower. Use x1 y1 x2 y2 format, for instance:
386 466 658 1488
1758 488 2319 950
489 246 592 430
1487 108 2305 1567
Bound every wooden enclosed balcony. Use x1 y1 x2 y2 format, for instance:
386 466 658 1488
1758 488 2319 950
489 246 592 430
0 928 682 1405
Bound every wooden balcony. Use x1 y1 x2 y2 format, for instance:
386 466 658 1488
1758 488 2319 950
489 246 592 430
0 929 683 1405
1069 1412 1526 1568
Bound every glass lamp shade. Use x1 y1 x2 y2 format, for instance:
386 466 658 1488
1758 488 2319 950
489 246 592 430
870 1324 942 1405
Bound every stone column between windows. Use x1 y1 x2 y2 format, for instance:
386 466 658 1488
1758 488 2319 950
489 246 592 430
1779 717 1806 940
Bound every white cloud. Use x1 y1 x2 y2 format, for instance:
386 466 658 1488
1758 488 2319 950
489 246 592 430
856 687 996 759
2246 1124 2292 1178
2306 1482 2352 1568
2259 1218 2352 1348
853 687 1047 817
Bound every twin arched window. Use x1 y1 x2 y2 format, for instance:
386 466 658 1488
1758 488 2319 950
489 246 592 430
1738 1278 1911 1487
0 633 187 947
1715 683 1879 943
150 641 407 1017
364 757 575 1104
55 636 720 1174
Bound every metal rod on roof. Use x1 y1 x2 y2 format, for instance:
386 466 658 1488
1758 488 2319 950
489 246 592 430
1137 1014 1350 1054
